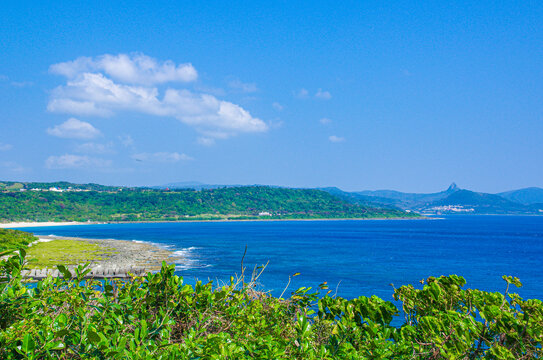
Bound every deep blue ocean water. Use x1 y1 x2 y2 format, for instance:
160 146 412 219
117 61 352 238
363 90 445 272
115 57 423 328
18 215 543 302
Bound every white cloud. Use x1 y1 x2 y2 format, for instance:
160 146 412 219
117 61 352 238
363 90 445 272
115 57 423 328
48 54 268 139
228 79 258 93
0 143 13 151
315 89 332 100
0 161 26 172
197 137 215 146
295 88 309 98
320 118 332 125
162 89 268 136
45 154 112 169
132 152 193 162
272 102 283 111
11 81 34 88
195 84 226 96
75 142 114 154
329 135 345 143
47 118 102 139
48 73 165 116
118 134 135 148
50 53 197 85
47 98 113 117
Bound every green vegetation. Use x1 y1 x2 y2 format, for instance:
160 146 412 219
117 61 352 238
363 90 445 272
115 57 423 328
0 229 37 252
1 251 541 359
0 186 415 222
0 181 123 192
26 240 116 269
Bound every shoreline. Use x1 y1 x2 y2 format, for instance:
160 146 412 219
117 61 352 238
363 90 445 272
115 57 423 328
0 221 101 228
0 216 429 228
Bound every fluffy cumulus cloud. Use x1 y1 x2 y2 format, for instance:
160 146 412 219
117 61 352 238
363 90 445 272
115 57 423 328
47 118 102 139
48 53 268 139
50 53 197 85
132 152 193 162
329 135 345 143
45 154 112 169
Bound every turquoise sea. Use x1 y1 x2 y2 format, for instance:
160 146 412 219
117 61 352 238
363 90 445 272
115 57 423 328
19 215 543 301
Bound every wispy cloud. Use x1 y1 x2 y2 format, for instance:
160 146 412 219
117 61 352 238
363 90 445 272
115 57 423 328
272 102 283 111
228 79 258 93
295 88 309 98
0 161 26 172
48 53 268 140
315 89 332 100
0 143 13 151
47 118 101 139
45 154 112 169
10 81 34 88
197 137 215 146
296 88 331 100
118 134 135 148
75 142 114 154
194 84 226 96
320 118 332 125
132 152 193 163
329 135 345 143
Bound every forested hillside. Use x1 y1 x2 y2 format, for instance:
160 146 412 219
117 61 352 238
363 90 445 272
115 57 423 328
0 186 414 222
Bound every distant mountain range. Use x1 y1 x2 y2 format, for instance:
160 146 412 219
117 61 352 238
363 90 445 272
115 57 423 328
321 183 543 215
3 180 542 216
156 181 543 215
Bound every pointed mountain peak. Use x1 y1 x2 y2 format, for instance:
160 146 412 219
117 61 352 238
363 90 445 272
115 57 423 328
447 182 459 192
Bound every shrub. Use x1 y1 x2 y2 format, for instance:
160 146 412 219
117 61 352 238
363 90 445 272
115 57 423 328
0 252 541 359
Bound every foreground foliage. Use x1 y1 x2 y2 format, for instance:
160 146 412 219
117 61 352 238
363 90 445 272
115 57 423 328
0 186 413 222
0 251 541 359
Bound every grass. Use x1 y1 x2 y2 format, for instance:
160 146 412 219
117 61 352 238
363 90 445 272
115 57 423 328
26 239 117 268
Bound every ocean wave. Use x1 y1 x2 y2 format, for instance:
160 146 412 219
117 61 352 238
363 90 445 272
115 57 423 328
172 246 201 257
130 239 168 249
172 246 208 270
175 264 211 271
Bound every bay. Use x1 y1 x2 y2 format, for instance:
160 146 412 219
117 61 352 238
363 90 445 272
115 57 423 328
20 215 543 301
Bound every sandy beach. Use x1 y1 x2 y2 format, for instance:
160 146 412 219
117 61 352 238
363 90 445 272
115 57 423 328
0 221 99 228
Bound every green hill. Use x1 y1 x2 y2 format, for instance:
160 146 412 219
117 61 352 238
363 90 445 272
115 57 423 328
0 185 415 222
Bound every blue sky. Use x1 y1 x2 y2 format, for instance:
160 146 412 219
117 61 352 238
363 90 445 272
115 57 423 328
1 1 542 192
